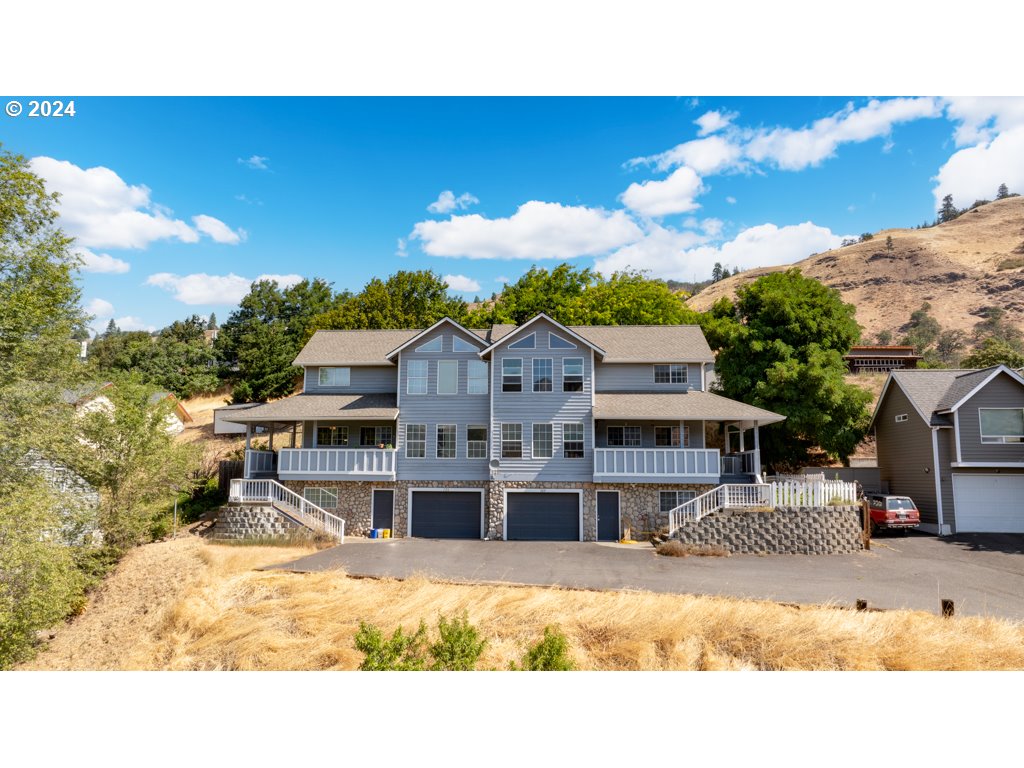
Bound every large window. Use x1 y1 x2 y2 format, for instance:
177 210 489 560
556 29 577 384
453 336 477 352
436 424 457 458
316 425 348 446
659 490 697 514
318 367 350 387
468 360 488 394
361 426 393 446
607 425 641 447
980 408 1024 443
437 360 458 395
654 426 680 448
508 332 536 350
532 423 553 458
407 360 428 394
405 424 426 458
416 336 442 353
654 364 687 384
563 422 584 458
303 487 338 508
501 423 523 458
502 358 523 392
467 426 488 458
562 357 584 392
533 358 553 392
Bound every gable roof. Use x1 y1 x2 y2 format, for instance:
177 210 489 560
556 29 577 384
478 313 607 358
220 393 398 423
569 325 714 364
594 391 785 424
384 317 486 360
294 329 418 366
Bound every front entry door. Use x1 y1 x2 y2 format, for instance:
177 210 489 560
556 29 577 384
597 491 620 542
372 489 394 530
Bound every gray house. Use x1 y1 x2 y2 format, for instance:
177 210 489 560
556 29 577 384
871 365 1024 534
224 314 785 541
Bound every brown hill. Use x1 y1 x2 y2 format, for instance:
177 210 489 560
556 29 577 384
688 196 1024 341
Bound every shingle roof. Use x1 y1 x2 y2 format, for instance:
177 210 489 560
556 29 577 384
219 393 399 423
593 392 785 424
293 330 417 366
570 325 714 363
886 367 1012 426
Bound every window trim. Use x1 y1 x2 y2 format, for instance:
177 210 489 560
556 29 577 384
548 332 577 350
416 336 443 353
532 423 554 459
507 332 536 350
653 364 687 384
502 357 523 393
607 425 641 448
407 359 429 395
452 336 477 352
562 422 585 459
562 357 584 392
361 425 393 447
659 489 697 514
654 425 681 448
978 407 1024 444
467 425 488 459
405 424 426 459
317 366 351 387
467 360 488 395
303 487 338 508
436 424 457 459
315 424 349 447
437 359 459 395
895 414 908 423
532 357 554 393
501 423 523 459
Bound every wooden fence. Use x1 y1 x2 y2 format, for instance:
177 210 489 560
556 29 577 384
218 460 244 495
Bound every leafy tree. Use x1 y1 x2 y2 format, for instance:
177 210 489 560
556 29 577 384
901 302 941 351
560 270 700 326
972 306 1023 349
470 264 594 326
860 232 874 242
997 183 1010 200
933 329 966 367
960 337 1024 369
710 269 871 465
875 329 893 346
938 194 960 223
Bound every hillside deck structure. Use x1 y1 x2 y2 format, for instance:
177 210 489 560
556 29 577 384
844 345 922 374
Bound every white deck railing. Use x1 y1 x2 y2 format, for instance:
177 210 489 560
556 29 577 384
276 448 397 477
721 449 760 475
667 479 859 535
229 478 345 542
594 448 719 477
244 449 276 478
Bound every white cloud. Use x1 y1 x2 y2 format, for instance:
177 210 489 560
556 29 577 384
596 221 845 282
30 157 201 249
495 275 510 284
443 274 481 292
621 166 705 217
147 272 303 305
932 125 1024 210
74 247 130 274
944 97 1024 146
114 316 156 333
694 110 737 137
395 237 408 257
85 298 114 318
725 196 737 204
238 155 269 170
192 214 246 244
700 218 724 238
631 134 744 175
427 190 480 214
411 200 643 260
235 194 263 205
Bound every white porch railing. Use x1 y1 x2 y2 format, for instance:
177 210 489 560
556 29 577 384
721 449 760 475
229 478 345 542
594 448 719 477
667 479 859 535
244 449 276 478
276 448 397 477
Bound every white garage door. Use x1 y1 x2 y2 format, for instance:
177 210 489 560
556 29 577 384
952 474 1024 533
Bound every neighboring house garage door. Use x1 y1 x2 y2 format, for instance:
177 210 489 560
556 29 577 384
506 492 580 541
952 474 1024 533
410 490 483 539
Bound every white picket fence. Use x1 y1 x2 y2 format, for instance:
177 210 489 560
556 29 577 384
667 479 859 535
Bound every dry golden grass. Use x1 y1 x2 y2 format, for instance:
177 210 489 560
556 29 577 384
27 539 1024 671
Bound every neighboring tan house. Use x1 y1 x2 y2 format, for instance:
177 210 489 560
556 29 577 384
224 314 785 541
149 391 194 435
871 365 1024 534
844 345 922 374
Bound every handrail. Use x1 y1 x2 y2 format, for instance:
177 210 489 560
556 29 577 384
229 477 345 542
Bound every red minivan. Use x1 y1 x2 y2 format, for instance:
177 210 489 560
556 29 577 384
866 494 920 535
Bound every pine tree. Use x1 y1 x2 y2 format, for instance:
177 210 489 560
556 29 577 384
886 235 893 254
104 318 120 337
206 312 217 330
711 262 723 282
996 183 1010 200
938 194 960 223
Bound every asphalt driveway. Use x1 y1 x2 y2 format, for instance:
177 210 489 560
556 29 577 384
268 532 1024 620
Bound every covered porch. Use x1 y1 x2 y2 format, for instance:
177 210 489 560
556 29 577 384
221 394 400 482
592 392 786 483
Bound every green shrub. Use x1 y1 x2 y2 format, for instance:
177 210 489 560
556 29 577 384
511 626 575 671
429 612 486 671
355 620 429 671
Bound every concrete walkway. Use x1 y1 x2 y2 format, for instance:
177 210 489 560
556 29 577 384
268 532 1024 620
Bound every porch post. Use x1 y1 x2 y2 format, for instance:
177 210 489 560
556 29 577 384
291 422 297 448
739 426 745 453
245 423 252 450
753 423 761 476
268 423 274 452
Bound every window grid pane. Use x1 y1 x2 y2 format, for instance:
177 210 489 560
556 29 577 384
563 422 584 458
405 424 426 458
436 425 456 458
654 426 680 447
467 426 488 459
468 360 488 394
533 358 553 392
532 423 553 458
316 425 348 446
654 364 687 384
407 360 428 394
563 358 584 392
502 358 522 392
501 423 523 458
303 487 338 508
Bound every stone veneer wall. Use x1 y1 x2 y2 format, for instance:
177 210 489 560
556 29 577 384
213 504 302 540
591 483 712 540
674 505 864 554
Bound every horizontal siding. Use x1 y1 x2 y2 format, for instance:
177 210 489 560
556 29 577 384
304 365 397 393
396 324 489 481
594 420 705 449
937 428 956 531
956 372 1024 463
875 381 940 526
595 362 702 392
301 419 396 448
491 317 593 481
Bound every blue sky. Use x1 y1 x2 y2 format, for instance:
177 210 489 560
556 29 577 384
2 96 1023 333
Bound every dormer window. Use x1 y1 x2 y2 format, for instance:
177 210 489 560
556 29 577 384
318 367 350 386
654 364 686 384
